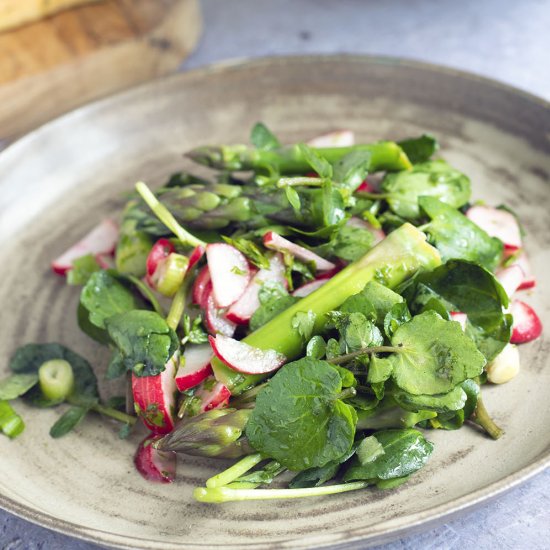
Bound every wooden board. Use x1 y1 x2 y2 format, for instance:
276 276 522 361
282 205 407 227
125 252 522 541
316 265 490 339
0 0 202 142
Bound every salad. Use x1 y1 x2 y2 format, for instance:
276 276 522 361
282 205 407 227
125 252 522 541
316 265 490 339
1 125 542 504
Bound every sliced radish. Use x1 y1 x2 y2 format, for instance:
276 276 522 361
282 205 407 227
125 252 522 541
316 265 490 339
346 217 385 246
263 231 335 272
195 378 231 412
357 180 377 193
466 205 522 250
496 265 525 298
486 343 520 384
52 219 119 275
226 254 286 324
292 278 329 298
450 311 468 332
146 238 175 278
205 287 237 337
209 334 286 375
192 266 211 307
175 344 213 392
506 251 536 290
307 130 355 148
510 300 543 344
132 352 179 434
134 434 176 483
206 243 251 308
188 245 206 270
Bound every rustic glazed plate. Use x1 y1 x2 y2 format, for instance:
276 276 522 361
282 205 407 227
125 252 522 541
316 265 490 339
0 56 549 549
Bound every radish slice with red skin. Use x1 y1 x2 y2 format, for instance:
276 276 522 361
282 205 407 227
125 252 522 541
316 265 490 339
346 217 385 246
505 251 536 290
205 288 237 337
496 265 525 298
510 300 543 344
209 334 287 375
188 245 206 270
263 231 335 272
292 278 329 298
450 312 468 332
226 254 286 324
192 266 211 307
146 239 175 277
175 344 213 392
466 206 522 250
134 434 176 483
52 219 119 275
195 378 231 412
306 130 355 148
132 352 179 434
206 243 251 308
357 180 377 193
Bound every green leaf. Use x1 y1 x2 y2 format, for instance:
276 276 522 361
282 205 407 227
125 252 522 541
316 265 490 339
288 462 341 489
250 122 281 150
246 358 357 471
0 401 25 438
49 405 91 438
413 260 511 361
182 314 209 345
392 385 467 413
306 335 327 360
328 311 383 353
9 343 98 400
356 435 385 465
285 186 302 214
222 236 270 269
419 197 503 270
382 160 470 220
321 180 346 227
118 423 133 439
333 150 372 190
343 429 433 482
389 310 486 395
105 310 180 377
80 271 139 330
250 282 298 331
0 373 39 400
338 291 377 321
361 281 405 326
367 356 393 384
291 311 316 342
115 223 153 277
67 254 101 286
297 143 333 179
397 134 439 164
383 302 412 339
315 225 374 262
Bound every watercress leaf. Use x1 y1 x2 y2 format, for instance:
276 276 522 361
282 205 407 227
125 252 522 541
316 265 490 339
292 311 316 342
325 338 342 360
382 160 470 220
461 378 480 420
367 356 393 384
250 122 281 150
356 435 385 465
298 143 333 179
250 281 298 330
384 302 412 339
330 312 383 353
415 260 511 361
118 423 133 439
0 373 39 400
9 343 98 399
49 405 90 438
389 310 486 395
419 197 503 270
80 271 139 330
343 429 434 482
306 335 327 360
106 351 127 380
376 475 412 490
222 236 270 269
77 302 110 344
115 222 153 277
361 281 405 327
338 291 377 321
332 365 356 388
321 180 346 227
397 134 439 164
288 461 341 489
333 150 372 190
347 394 380 411
186 315 209 345
356 400 437 430
246 358 357 471
105 310 180 377
0 401 25 438
316 224 374 262
285 186 302 214
67 254 101 286
392 385 467 413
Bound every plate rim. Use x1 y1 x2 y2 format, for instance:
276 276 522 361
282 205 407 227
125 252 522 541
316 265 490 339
0 53 549 549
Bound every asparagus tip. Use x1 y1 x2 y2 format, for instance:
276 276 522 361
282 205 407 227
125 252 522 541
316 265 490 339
185 146 223 167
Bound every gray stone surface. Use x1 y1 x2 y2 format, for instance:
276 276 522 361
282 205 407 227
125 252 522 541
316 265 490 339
1 0 549 548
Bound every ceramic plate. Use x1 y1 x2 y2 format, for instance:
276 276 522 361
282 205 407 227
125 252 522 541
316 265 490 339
0 56 549 549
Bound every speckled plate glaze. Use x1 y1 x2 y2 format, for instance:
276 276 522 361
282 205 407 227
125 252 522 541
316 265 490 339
0 56 549 549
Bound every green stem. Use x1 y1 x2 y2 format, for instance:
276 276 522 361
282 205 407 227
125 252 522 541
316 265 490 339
166 276 191 331
126 275 164 316
91 403 137 425
194 481 369 503
135 181 205 247
328 345 406 365
473 394 503 440
226 481 260 489
277 177 323 188
355 191 389 200
206 453 263 488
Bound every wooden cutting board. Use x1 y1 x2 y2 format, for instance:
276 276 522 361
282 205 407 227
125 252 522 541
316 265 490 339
0 0 201 142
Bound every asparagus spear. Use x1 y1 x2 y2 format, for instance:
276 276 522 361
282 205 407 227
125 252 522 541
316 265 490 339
212 223 441 394
186 141 411 174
